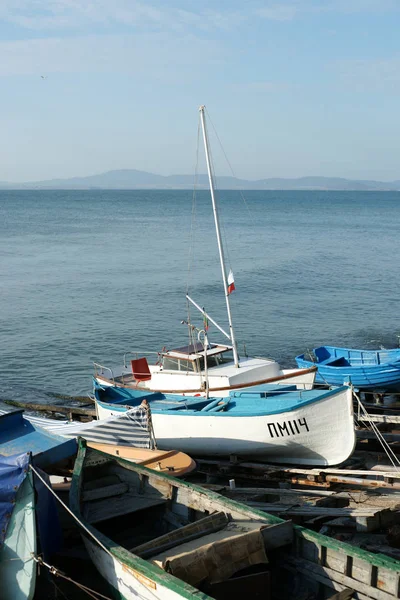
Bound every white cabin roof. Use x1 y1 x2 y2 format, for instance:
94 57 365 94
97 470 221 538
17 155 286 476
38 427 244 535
163 342 232 361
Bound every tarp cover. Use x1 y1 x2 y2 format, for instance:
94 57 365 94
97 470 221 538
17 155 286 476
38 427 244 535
0 452 30 546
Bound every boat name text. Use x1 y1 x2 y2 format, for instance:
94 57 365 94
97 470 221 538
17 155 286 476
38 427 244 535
267 418 309 438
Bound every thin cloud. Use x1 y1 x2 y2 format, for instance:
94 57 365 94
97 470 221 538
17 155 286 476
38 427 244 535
0 32 226 77
255 0 400 21
333 56 400 92
256 5 298 21
0 0 238 32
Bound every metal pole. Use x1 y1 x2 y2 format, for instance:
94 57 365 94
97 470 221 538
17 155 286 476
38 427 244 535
198 105 239 367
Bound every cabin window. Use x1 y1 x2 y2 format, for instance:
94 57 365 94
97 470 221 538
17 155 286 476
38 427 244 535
197 352 234 370
162 357 196 372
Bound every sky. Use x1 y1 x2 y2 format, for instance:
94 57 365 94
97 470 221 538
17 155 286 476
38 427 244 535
1 0 400 182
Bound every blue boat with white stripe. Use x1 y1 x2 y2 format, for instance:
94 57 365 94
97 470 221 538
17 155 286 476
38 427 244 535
295 346 400 391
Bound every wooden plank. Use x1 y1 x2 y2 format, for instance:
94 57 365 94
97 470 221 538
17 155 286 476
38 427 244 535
196 458 400 480
82 482 129 501
328 589 355 600
85 494 167 524
2 398 96 418
260 520 293 550
130 511 229 558
245 502 383 517
358 415 400 424
283 554 397 600
357 431 400 442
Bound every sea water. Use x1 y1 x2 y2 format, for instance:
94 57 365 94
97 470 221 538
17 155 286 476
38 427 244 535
1 189 399 397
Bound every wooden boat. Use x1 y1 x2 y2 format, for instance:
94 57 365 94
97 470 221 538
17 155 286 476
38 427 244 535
0 453 37 600
86 444 196 477
70 439 400 600
93 106 316 397
27 405 196 477
94 383 356 466
296 345 400 391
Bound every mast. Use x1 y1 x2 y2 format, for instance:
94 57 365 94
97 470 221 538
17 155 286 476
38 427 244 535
199 105 239 368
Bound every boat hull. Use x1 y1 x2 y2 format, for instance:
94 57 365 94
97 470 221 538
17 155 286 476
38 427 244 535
296 346 400 391
86 443 196 477
95 365 317 397
0 472 36 600
83 536 198 600
96 387 355 466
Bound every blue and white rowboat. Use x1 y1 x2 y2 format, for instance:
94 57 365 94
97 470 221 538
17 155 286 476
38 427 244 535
94 383 355 466
296 346 400 391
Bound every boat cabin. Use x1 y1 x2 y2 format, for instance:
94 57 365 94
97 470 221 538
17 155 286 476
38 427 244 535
161 342 234 373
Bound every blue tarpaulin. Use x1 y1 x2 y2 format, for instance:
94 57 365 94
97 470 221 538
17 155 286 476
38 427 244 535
0 452 30 546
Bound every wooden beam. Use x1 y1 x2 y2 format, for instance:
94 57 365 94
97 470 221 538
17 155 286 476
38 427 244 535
358 414 400 424
260 520 293 550
328 588 355 600
2 399 96 418
130 511 229 558
283 554 396 600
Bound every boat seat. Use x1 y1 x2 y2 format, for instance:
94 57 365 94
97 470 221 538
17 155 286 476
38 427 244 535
130 511 229 557
84 492 167 524
200 399 230 412
150 521 269 588
323 357 350 367
131 358 152 381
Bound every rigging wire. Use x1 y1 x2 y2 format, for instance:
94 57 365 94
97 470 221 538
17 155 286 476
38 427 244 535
205 107 258 231
204 108 233 274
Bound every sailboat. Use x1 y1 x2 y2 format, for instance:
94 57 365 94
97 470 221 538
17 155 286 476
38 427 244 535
94 106 316 398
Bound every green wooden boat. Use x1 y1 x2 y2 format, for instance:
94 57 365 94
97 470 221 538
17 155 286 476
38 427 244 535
70 439 400 599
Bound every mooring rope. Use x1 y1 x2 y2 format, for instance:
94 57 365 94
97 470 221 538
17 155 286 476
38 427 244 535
353 389 400 471
32 555 113 600
29 465 113 558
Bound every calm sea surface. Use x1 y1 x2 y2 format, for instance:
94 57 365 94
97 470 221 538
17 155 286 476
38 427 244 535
1 189 400 399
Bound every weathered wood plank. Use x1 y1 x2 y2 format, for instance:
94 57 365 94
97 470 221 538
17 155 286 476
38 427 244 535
130 511 229 558
283 554 397 600
2 398 96 418
327 588 355 600
82 482 129 501
84 494 167 524
261 520 294 550
245 502 384 518
357 431 400 442
358 415 400 424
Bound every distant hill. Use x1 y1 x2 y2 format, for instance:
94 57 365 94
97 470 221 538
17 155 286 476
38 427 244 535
0 169 399 191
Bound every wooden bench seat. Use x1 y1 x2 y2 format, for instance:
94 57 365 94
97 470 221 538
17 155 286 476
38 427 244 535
130 511 229 558
84 492 167 524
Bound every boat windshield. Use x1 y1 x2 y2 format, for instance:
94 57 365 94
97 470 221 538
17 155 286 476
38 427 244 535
162 350 234 373
162 357 196 372
197 350 234 371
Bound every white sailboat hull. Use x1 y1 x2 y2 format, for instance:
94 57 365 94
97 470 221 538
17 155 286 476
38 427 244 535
97 387 355 466
95 364 316 397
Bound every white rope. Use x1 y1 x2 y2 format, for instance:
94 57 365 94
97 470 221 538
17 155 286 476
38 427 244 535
353 390 400 471
29 465 114 559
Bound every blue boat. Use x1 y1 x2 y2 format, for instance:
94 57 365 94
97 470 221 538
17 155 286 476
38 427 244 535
295 346 400 391
0 403 77 468
93 380 356 466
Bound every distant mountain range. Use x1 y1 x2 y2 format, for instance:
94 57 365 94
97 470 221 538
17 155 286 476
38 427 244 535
1 169 400 191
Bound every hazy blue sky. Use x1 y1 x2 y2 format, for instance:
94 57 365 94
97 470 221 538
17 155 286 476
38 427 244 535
1 0 400 182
